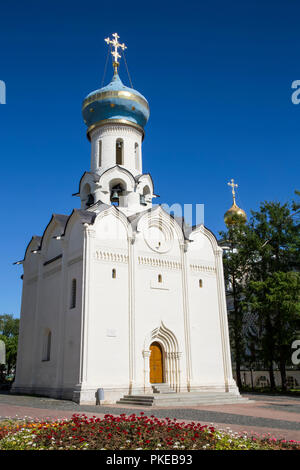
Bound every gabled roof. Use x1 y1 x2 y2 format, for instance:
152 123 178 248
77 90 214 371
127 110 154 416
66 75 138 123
39 213 70 252
62 209 97 236
85 200 111 213
73 171 101 196
23 235 42 261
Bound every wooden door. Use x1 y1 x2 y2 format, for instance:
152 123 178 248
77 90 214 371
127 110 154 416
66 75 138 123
150 342 163 383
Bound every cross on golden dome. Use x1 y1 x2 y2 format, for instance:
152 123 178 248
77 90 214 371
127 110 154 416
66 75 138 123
105 33 127 74
228 178 238 205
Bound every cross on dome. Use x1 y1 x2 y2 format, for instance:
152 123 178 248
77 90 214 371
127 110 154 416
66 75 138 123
227 178 238 204
105 33 127 74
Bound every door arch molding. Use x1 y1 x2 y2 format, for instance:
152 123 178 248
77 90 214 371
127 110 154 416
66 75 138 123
143 322 182 391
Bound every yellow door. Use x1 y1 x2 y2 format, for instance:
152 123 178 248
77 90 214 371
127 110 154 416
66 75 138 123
150 342 163 383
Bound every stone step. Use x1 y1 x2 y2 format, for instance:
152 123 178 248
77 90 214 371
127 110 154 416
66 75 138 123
117 396 155 406
116 392 249 407
117 399 154 406
152 383 176 394
119 395 154 401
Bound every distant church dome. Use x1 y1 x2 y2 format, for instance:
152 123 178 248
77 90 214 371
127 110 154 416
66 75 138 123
224 203 247 226
82 72 150 137
224 178 247 226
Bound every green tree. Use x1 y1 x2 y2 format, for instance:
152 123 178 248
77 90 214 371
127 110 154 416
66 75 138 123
245 199 300 390
248 272 300 391
0 314 19 381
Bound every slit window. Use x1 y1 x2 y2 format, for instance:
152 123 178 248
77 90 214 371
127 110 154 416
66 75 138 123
42 330 51 362
112 269 116 279
158 274 162 283
98 140 102 167
70 279 76 308
134 143 139 170
199 279 203 288
116 139 124 165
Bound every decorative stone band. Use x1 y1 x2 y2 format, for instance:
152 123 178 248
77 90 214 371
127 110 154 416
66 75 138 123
190 263 216 275
43 266 62 278
67 256 83 267
138 256 182 270
90 123 143 140
94 250 129 264
167 352 183 359
86 119 145 141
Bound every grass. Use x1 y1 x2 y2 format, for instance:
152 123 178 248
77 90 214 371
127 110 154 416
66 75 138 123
0 413 300 450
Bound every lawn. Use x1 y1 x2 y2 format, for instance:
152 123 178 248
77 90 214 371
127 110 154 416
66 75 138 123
0 412 299 450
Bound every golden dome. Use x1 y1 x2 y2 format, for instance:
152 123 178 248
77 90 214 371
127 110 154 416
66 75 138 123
224 178 247 226
224 202 247 226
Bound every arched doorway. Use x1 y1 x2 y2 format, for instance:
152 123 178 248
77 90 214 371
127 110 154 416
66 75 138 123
150 342 164 383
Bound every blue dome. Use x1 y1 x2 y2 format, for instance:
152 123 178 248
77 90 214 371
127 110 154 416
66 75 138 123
82 73 150 134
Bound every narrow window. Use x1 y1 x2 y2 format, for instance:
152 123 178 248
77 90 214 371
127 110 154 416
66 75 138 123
134 143 139 170
42 330 51 362
116 139 124 165
98 140 102 167
158 274 162 283
199 279 203 288
70 279 76 308
112 269 116 279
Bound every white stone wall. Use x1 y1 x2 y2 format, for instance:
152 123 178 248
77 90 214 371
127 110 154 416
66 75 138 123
13 217 84 398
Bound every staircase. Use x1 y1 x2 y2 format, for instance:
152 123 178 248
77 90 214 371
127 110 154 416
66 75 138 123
116 385 250 407
151 383 176 394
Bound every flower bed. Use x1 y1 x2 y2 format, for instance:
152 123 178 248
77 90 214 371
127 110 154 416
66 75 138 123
0 412 299 450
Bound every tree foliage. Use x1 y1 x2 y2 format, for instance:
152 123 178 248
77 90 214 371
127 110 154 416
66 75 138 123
0 314 19 382
221 192 300 391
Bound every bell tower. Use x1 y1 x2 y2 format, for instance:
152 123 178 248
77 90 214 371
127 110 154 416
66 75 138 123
78 33 153 215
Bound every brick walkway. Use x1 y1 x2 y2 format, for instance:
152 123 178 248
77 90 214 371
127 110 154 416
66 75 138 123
1 392 300 442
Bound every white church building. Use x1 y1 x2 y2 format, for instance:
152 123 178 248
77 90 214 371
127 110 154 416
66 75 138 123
12 34 243 405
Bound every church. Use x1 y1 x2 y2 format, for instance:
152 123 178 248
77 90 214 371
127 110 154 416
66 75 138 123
12 34 243 405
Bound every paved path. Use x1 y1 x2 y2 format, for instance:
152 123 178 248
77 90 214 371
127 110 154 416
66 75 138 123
1 392 300 442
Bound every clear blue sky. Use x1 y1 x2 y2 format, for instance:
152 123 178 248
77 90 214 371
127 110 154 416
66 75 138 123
1 0 299 317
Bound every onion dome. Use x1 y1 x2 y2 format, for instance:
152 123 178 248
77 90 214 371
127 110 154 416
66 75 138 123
224 202 247 226
224 178 247 226
82 72 150 139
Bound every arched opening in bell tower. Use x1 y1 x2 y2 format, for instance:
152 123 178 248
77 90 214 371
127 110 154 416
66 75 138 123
82 183 94 208
110 182 125 206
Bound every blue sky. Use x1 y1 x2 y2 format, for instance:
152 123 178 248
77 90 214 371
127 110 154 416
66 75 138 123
1 0 299 317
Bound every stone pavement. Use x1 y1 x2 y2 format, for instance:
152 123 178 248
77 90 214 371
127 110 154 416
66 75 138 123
1 392 300 442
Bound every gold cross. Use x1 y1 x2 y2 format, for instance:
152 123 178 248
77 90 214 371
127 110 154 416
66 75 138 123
105 33 127 74
228 178 238 204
